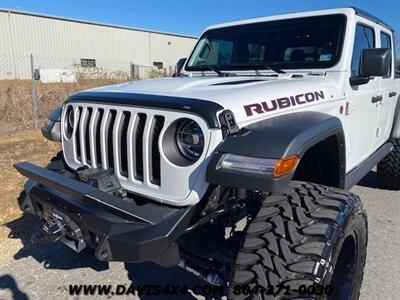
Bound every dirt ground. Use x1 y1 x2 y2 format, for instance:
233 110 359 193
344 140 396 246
0 129 60 263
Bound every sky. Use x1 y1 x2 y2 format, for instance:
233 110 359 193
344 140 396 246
1 0 400 55
1 0 399 36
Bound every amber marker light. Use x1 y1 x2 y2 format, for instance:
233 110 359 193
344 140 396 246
274 156 298 177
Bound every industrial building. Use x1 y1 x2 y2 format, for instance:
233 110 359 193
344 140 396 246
0 8 197 80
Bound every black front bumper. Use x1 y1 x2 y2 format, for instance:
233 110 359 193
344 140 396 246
14 162 194 266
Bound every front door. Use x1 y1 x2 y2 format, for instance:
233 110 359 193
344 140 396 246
345 23 379 172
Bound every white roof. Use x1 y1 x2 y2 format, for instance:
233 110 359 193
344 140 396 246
205 7 393 32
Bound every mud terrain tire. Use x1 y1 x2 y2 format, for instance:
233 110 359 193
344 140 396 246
377 139 400 190
229 181 368 299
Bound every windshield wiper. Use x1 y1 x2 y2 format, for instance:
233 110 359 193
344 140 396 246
252 63 286 74
203 65 237 77
205 65 223 76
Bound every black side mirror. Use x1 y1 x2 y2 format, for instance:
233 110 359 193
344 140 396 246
176 58 186 74
350 48 391 86
360 48 391 77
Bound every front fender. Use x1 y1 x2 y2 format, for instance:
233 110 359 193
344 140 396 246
206 111 345 192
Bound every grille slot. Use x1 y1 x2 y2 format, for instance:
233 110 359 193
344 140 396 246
149 116 165 185
95 109 104 167
75 107 82 162
119 112 130 177
106 110 116 169
84 107 92 164
134 113 147 181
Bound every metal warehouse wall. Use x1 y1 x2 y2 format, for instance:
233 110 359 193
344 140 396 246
0 9 197 79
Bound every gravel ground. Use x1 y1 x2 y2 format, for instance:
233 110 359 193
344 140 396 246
0 171 399 300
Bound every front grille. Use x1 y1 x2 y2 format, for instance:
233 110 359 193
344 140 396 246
62 102 210 206
65 104 165 186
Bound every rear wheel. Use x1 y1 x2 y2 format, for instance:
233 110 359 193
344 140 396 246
228 181 368 299
377 139 400 190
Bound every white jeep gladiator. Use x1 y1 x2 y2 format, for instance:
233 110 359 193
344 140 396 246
15 7 400 299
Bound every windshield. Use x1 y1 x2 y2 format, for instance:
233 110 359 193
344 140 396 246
185 14 346 71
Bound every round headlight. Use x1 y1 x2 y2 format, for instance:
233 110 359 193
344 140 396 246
176 120 204 161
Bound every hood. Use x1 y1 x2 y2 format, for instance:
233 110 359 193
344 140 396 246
78 74 340 126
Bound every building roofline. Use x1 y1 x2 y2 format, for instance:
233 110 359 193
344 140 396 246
0 8 198 39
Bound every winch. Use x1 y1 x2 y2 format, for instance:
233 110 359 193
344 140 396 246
32 209 86 253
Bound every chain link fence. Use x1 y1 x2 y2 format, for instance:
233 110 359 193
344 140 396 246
0 54 177 133
1 48 399 133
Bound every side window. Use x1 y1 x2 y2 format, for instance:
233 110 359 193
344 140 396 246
351 24 375 77
380 31 392 76
187 38 233 67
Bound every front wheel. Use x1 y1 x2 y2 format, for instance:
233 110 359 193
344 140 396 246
228 182 368 300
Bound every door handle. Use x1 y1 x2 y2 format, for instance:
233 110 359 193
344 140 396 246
389 92 397 98
371 95 383 103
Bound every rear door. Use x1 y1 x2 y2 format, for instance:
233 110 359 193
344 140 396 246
345 23 379 171
375 30 397 148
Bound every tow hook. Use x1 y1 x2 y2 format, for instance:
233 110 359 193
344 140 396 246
31 209 86 252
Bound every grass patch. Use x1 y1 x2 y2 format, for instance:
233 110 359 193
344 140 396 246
16 180 26 190
0 129 59 224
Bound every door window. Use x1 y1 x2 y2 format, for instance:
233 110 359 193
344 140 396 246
380 31 392 77
351 24 375 77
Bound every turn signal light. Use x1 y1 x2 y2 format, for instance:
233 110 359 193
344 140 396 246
216 153 298 177
274 156 298 177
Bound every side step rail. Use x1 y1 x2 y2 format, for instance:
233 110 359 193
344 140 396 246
344 142 393 189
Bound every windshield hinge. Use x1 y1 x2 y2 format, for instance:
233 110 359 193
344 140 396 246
219 110 239 138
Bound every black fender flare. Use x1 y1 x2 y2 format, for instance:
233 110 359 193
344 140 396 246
206 111 346 192
41 106 62 142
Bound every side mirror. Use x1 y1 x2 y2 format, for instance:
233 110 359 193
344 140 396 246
360 48 391 77
176 58 186 74
350 48 391 86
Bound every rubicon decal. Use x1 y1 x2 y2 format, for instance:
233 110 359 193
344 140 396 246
244 91 325 116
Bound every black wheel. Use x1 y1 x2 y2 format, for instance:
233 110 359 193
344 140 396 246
377 139 400 190
228 181 368 300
